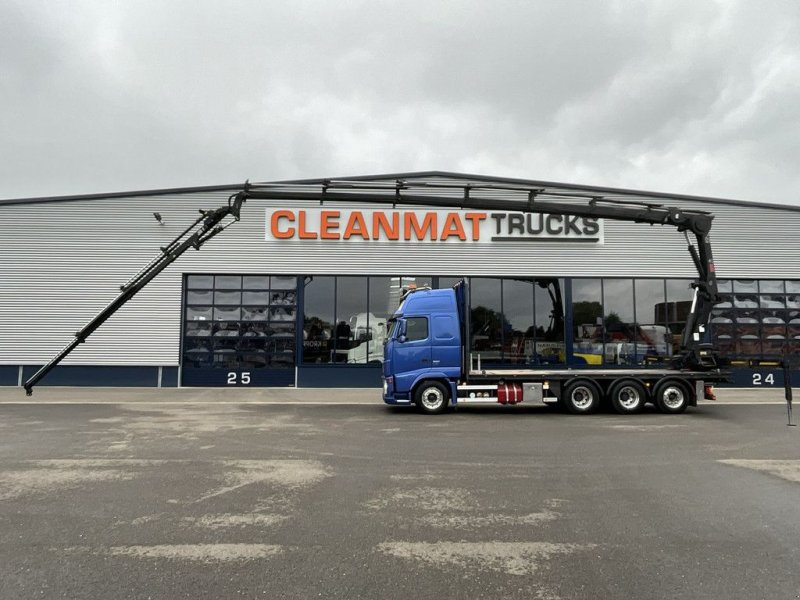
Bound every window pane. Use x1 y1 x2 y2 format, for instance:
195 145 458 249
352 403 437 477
733 279 757 293
572 279 602 365
401 275 432 291
503 279 534 365
759 280 784 294
186 306 212 321
368 277 395 358
242 276 269 290
269 290 296 305
406 317 428 341
242 306 268 321
187 275 213 289
603 279 634 365
534 278 565 365
185 322 212 337
664 279 694 357
787 281 800 293
716 279 732 293
336 276 368 363
470 278 503 365
437 277 463 289
270 306 295 322
242 291 269 305
214 307 240 321
634 281 668 363
215 275 241 290
214 291 241 305
760 295 786 309
213 322 240 337
303 276 334 364
271 276 297 290
187 290 213 305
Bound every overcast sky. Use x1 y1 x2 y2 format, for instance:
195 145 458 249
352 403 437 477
2 0 799 204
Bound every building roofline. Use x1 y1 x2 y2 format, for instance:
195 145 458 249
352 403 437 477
2 170 799 212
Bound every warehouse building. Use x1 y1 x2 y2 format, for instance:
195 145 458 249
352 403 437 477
1 172 798 391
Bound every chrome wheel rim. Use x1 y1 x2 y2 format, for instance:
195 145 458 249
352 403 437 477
661 386 685 410
618 385 641 410
571 386 594 410
420 387 444 410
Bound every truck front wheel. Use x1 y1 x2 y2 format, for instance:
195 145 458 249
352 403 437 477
415 381 450 415
562 380 601 415
653 380 689 414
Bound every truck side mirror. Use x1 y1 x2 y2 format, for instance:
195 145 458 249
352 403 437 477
397 319 407 343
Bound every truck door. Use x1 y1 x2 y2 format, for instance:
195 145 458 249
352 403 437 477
392 316 432 392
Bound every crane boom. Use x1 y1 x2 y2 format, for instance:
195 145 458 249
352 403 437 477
23 190 247 395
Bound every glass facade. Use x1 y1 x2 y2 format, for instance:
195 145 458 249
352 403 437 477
182 275 297 386
712 279 800 360
182 275 800 385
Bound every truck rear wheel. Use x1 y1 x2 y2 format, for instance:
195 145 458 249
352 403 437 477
563 380 601 415
653 380 689 414
415 381 449 415
609 380 647 414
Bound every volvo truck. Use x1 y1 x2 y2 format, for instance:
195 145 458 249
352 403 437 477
381 281 725 415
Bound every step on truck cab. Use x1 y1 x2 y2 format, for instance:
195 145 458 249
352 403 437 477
383 281 726 415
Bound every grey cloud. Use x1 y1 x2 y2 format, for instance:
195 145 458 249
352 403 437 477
0 0 799 205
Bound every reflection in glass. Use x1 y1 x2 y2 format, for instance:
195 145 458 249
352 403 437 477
186 306 212 321
303 276 334 364
534 279 565 365
634 280 668 364
214 291 241 305
214 307 241 321
664 280 694 355
183 274 298 372
187 291 213 305
759 281 785 294
437 277 463 289
502 279 534 365
215 275 241 289
733 280 758 293
336 277 368 364
572 279 602 365
602 279 634 365
242 276 269 290
470 278 503 365
186 275 213 289
242 291 269 305
271 276 297 290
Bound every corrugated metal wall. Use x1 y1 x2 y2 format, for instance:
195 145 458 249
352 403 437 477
2 179 799 366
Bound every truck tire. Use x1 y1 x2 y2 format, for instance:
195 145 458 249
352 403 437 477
653 380 689 414
415 381 450 415
562 379 601 415
609 379 647 415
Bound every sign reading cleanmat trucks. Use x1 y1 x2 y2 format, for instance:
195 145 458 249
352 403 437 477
265 208 603 243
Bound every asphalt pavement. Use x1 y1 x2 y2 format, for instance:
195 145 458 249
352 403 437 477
0 392 799 599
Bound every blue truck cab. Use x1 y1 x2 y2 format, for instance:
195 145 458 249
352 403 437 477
382 286 463 406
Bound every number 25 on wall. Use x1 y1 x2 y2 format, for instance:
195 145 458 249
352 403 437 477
752 373 774 386
227 372 251 385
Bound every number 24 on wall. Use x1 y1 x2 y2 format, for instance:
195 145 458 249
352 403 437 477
752 373 774 386
227 372 251 385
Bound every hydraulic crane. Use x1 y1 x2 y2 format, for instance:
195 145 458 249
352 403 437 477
23 178 722 395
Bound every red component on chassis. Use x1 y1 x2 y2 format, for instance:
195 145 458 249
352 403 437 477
497 383 523 405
